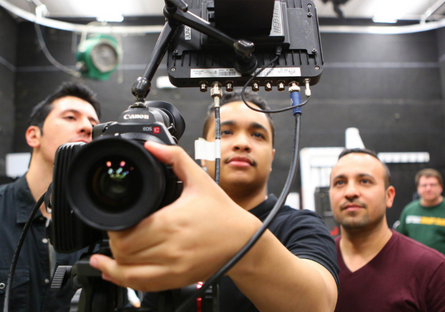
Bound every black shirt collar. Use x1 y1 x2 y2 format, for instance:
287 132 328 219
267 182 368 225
249 194 277 220
14 174 38 223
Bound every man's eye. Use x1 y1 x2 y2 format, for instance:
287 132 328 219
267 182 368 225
252 132 265 139
64 115 75 120
361 179 370 184
221 130 232 135
334 180 344 186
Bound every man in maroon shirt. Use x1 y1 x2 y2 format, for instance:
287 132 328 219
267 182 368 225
330 148 445 312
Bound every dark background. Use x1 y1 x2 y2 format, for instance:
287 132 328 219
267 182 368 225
1 6 444 227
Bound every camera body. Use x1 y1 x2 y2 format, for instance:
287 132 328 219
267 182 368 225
47 101 185 253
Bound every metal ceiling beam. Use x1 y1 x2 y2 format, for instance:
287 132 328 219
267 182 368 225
421 0 445 23
320 19 445 34
2 0 445 35
0 0 163 34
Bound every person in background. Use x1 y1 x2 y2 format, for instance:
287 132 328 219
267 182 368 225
0 82 100 311
397 168 445 255
330 148 445 312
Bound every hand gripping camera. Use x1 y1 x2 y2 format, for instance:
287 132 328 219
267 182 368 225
48 101 185 253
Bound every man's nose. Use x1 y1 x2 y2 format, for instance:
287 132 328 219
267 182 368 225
344 182 360 199
78 117 93 136
232 134 251 152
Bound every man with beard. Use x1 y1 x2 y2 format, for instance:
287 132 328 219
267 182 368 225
330 148 445 312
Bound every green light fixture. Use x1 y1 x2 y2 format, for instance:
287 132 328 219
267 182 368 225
77 35 122 81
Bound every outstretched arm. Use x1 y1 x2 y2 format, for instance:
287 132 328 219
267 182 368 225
90 141 337 311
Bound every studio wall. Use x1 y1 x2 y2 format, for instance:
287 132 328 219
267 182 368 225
0 7 18 178
1 12 445 226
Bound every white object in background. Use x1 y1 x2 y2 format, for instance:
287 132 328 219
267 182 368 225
194 138 219 161
345 127 365 149
299 127 432 210
300 147 344 211
6 153 31 178
377 152 430 163
156 76 177 89
284 192 300 210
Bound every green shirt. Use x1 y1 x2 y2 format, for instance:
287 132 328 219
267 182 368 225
398 199 445 255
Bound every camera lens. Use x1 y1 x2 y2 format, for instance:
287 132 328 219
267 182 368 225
67 136 172 230
87 156 143 213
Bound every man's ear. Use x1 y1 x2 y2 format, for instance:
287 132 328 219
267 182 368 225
26 126 41 149
386 186 396 209
270 148 276 172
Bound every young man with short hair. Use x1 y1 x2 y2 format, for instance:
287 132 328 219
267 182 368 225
330 149 445 312
0 82 100 311
398 168 445 255
91 91 339 312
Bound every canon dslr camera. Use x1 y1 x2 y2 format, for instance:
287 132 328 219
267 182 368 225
48 101 185 253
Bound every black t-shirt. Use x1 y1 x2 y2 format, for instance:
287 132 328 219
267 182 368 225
142 194 339 311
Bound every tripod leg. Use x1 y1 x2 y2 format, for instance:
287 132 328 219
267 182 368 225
78 279 117 312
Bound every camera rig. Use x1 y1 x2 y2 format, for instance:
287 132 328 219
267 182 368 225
132 0 323 101
3 1 323 312
65 0 324 311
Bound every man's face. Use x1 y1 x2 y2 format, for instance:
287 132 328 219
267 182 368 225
202 101 275 192
34 96 99 164
417 176 443 203
329 153 395 230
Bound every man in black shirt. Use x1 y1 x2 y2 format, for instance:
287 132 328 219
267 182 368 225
0 82 100 311
90 92 338 311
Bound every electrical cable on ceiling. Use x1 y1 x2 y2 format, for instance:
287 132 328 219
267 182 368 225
1 0 445 34
34 23 81 77
28 0 81 77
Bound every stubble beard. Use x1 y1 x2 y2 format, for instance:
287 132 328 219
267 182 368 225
340 213 371 229
339 209 386 231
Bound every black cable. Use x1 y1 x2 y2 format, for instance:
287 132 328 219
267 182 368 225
176 112 302 312
243 88 310 113
3 193 46 312
28 0 80 78
34 23 81 78
214 105 221 185
241 50 311 114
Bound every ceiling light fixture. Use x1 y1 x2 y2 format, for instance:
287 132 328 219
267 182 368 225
96 14 124 23
372 16 397 24
76 32 122 81
372 0 409 24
